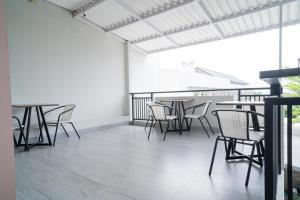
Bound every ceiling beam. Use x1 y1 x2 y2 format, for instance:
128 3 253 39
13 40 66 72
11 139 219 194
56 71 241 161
132 0 297 44
106 0 194 32
146 19 300 54
131 21 210 44
113 0 180 48
193 0 224 39
72 0 106 17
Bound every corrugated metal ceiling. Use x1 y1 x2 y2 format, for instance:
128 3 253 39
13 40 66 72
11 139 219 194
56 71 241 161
47 0 300 53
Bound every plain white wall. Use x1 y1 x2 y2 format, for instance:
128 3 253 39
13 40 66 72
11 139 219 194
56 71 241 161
6 0 129 130
129 48 237 93
0 0 16 199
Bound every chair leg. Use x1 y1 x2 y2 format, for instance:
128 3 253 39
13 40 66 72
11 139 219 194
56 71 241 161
69 122 80 139
256 142 263 167
60 124 70 137
53 124 59 146
148 119 154 140
163 121 170 141
153 120 157 128
260 141 265 156
13 134 17 147
245 142 256 186
159 121 163 133
144 116 151 130
209 136 220 175
188 118 193 131
199 119 210 138
204 117 215 134
226 139 233 160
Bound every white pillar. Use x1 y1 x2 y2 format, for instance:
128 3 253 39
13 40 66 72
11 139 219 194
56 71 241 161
279 4 283 69
125 41 132 121
0 0 16 199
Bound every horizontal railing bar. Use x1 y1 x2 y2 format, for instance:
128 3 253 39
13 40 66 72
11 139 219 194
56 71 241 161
264 97 300 105
132 97 152 99
130 87 270 95
240 94 272 96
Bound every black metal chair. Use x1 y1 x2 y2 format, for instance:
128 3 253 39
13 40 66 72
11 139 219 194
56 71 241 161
209 109 264 186
147 103 178 141
12 116 25 147
43 104 80 146
183 101 214 137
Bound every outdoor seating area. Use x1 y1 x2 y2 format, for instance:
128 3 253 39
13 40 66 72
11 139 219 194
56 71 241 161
1 0 300 200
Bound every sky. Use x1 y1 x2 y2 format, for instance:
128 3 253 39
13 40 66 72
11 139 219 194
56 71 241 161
158 24 300 87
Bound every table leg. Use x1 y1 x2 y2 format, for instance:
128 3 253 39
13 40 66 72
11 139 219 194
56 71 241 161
181 101 189 130
36 107 44 142
177 102 182 135
39 107 52 146
250 105 260 131
17 107 28 145
24 107 32 151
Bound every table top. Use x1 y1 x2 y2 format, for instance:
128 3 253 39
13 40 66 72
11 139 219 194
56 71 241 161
160 99 194 102
12 103 59 108
216 101 264 106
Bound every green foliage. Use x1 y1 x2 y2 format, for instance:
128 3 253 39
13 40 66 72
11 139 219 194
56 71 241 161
284 76 300 122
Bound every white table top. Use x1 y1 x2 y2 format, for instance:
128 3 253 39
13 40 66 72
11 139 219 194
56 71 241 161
12 103 59 108
160 99 194 102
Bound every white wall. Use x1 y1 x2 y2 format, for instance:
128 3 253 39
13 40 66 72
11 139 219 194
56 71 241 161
130 48 239 93
0 0 16 198
6 0 129 130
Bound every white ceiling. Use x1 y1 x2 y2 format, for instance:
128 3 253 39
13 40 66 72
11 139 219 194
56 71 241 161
47 0 300 53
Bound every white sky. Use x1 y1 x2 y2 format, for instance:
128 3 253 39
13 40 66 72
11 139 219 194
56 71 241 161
158 24 300 87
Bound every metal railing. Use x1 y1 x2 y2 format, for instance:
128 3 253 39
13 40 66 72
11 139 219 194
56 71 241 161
265 97 300 200
130 87 271 123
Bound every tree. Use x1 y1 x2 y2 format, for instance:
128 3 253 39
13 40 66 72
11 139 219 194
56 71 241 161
285 77 300 121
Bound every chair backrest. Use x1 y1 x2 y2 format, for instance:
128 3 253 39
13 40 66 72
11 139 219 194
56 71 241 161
60 104 75 121
148 104 166 120
242 105 265 129
201 101 212 116
213 109 250 140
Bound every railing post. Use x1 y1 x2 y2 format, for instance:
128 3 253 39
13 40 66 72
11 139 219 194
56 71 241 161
151 92 154 101
287 105 293 200
264 98 277 200
131 94 134 125
238 89 241 101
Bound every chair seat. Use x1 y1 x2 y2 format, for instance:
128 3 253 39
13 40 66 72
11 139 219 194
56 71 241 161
249 131 264 141
13 125 24 130
165 115 177 120
45 121 70 125
219 131 264 142
185 113 203 119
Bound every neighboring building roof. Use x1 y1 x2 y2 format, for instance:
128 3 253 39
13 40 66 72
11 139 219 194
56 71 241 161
194 67 248 85
47 0 300 53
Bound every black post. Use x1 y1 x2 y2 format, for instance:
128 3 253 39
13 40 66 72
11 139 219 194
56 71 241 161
264 99 277 200
271 84 282 174
287 105 293 199
131 94 134 125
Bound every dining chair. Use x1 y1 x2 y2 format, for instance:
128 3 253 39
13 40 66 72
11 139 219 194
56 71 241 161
147 103 178 141
209 109 264 186
144 101 163 133
12 116 25 147
183 101 214 137
44 104 80 146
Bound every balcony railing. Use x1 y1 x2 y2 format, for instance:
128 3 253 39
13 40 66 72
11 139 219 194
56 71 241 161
265 97 300 200
130 87 271 123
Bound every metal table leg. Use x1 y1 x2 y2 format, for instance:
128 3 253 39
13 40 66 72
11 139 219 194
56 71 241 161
39 106 52 146
24 107 32 151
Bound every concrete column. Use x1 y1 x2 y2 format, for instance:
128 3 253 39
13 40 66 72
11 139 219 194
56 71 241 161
0 0 16 199
125 41 132 121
